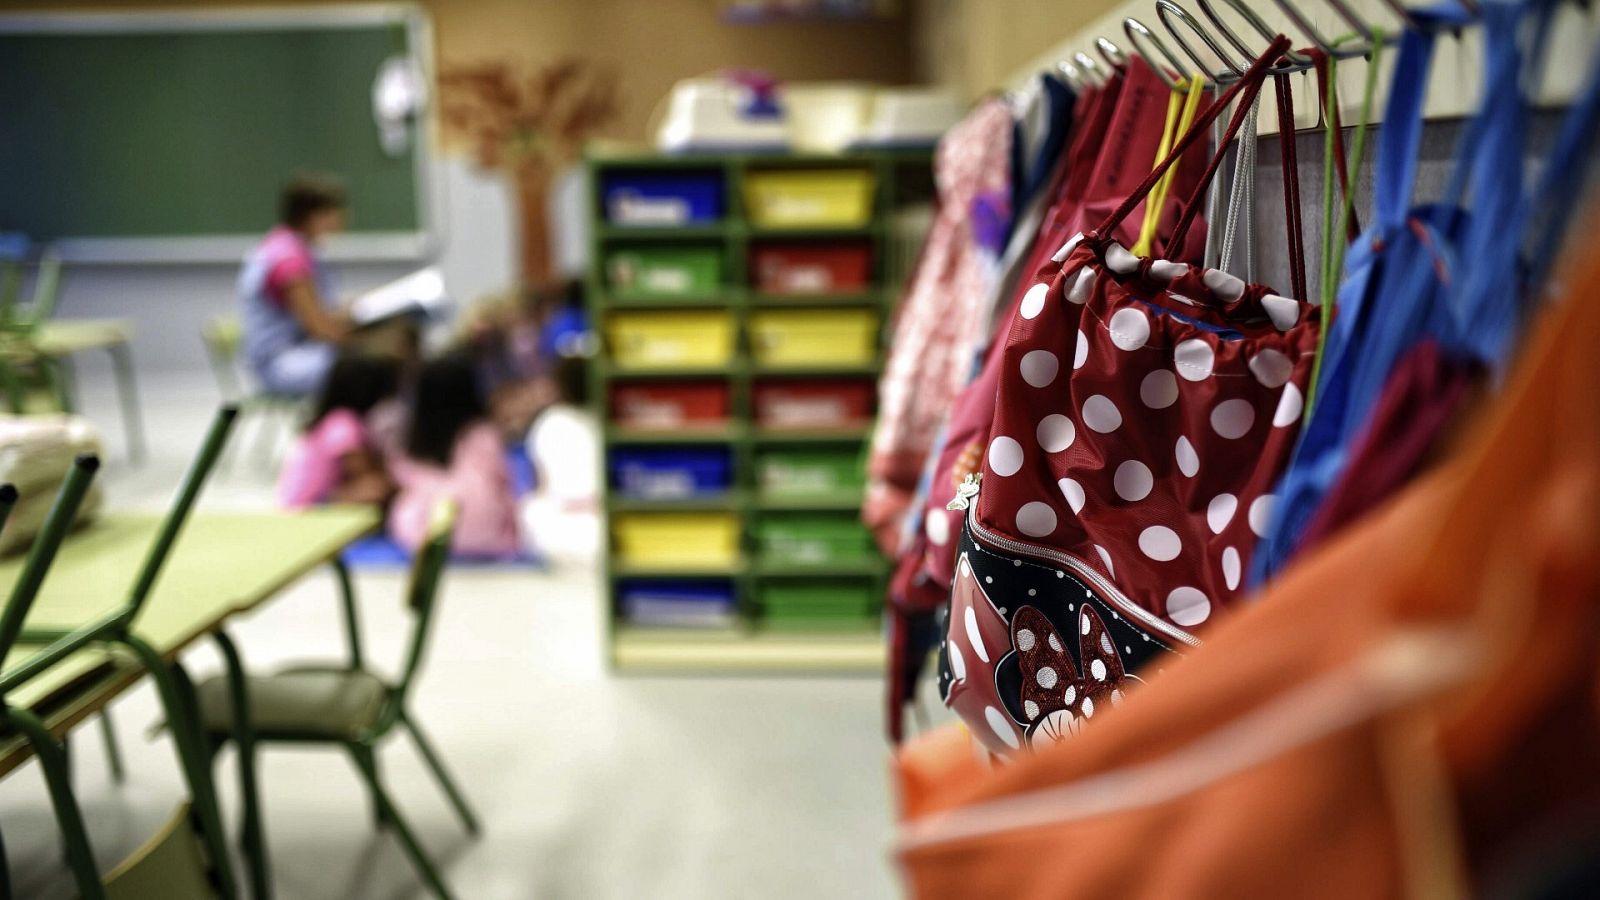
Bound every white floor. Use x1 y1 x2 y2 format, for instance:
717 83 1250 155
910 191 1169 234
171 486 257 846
0 369 903 900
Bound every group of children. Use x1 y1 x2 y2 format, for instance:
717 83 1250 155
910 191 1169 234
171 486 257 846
275 295 600 562
277 351 525 557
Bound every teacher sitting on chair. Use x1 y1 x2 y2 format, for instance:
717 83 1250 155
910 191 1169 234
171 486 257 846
238 174 355 397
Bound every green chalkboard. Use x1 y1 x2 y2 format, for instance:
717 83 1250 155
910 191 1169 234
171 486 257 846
0 17 422 242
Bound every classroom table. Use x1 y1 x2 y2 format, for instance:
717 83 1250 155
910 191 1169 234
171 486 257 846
0 506 380 779
35 318 146 463
1 318 147 463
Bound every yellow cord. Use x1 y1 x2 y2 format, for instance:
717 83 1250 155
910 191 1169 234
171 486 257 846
1133 74 1207 258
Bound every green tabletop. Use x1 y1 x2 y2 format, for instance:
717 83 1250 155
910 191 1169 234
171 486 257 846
30 318 134 357
0 506 379 776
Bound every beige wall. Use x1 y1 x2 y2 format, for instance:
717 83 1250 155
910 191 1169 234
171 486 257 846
912 0 1124 99
10 0 916 142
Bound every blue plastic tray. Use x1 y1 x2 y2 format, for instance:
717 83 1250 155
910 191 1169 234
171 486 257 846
602 171 724 226
610 447 732 498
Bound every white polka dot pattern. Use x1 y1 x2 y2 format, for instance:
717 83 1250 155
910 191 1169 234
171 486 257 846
1140 370 1179 408
1108 308 1150 351
988 436 1023 476
1175 436 1199 477
1274 382 1304 427
1020 349 1060 388
1207 494 1237 534
1174 339 1215 381
1016 502 1058 537
1036 415 1076 453
1082 395 1122 433
1248 494 1276 537
1248 348 1294 388
1058 478 1086 514
1166 586 1211 626
1066 268 1097 304
1210 398 1256 439
1020 283 1049 319
1138 526 1182 561
1113 460 1153 501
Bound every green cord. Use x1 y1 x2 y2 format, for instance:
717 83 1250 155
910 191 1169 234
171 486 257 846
1304 27 1385 421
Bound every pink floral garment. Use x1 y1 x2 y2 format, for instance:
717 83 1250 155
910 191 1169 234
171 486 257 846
863 99 1014 553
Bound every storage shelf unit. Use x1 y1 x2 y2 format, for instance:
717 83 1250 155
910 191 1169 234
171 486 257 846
588 149 932 673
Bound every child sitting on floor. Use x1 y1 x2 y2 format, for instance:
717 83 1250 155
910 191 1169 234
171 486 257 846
278 352 401 509
389 355 522 557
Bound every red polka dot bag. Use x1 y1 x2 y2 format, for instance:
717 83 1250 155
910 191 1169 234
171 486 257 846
940 38 1321 756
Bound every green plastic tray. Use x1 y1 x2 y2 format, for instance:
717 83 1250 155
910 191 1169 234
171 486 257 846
756 448 863 496
606 246 722 298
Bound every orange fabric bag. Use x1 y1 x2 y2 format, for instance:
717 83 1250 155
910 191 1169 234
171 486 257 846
893 239 1600 898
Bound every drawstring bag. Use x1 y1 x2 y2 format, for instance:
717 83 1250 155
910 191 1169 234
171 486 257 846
885 61 1214 743
940 38 1322 756
918 59 1215 603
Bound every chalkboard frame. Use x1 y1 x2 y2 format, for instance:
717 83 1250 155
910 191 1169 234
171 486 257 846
0 4 442 264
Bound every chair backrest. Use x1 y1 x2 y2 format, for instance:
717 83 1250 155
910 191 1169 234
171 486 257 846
102 804 218 900
119 406 237 626
199 315 243 401
397 501 456 697
0 455 98 661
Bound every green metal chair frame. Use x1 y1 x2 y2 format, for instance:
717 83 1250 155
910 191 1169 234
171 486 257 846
198 503 477 900
0 407 244 900
0 458 97 892
200 315 305 470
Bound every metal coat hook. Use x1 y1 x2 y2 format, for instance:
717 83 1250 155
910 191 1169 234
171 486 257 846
1073 51 1109 84
1198 0 1314 73
1095 36 1129 70
1056 59 1087 89
1124 17 1199 91
1156 0 1246 83
1271 0 1377 58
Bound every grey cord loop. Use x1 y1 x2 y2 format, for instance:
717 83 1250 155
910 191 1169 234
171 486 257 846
1219 97 1265 279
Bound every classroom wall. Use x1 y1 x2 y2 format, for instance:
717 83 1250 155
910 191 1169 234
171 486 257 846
13 0 916 142
9 0 918 379
911 0 1124 100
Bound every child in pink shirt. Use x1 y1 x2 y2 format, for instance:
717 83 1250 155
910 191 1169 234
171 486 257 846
388 356 521 557
278 354 401 509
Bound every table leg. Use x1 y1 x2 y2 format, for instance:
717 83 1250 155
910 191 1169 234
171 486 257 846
213 629 272 900
107 344 147 464
46 356 75 414
122 635 240 900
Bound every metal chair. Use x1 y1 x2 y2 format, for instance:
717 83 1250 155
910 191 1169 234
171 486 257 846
200 315 305 469
192 502 478 900
2 407 243 900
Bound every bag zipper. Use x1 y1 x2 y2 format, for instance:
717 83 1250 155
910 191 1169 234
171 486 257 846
953 474 1202 648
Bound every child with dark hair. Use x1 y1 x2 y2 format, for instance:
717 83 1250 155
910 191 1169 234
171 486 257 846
238 174 355 397
278 352 400 508
389 355 521 557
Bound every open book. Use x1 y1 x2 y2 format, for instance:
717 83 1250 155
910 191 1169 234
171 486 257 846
349 266 451 326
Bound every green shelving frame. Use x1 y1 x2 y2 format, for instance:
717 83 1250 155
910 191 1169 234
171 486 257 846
588 148 933 673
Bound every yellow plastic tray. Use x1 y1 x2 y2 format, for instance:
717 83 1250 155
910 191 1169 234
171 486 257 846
749 309 879 367
745 169 876 228
607 311 735 369
613 512 741 568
